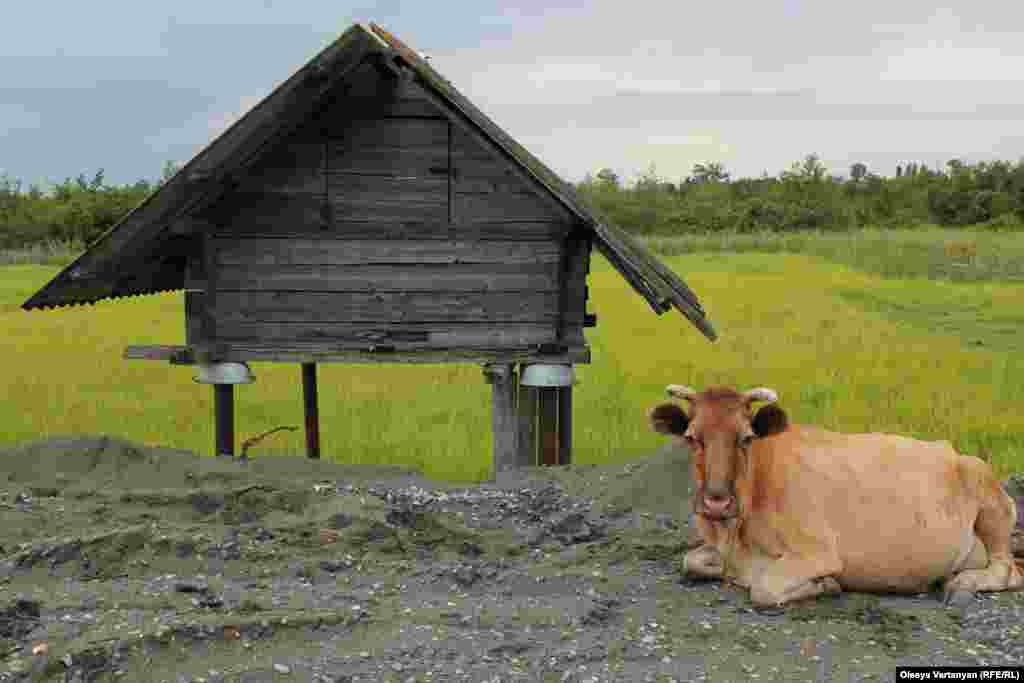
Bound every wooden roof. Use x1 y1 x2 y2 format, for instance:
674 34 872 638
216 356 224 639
22 23 717 341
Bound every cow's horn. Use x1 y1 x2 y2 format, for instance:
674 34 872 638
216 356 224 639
666 385 697 400
744 387 778 404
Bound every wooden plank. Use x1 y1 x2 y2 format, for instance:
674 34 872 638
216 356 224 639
558 385 573 466
320 61 444 119
327 147 448 176
215 263 559 292
210 322 557 349
328 117 448 147
329 174 447 222
124 345 192 361
517 382 538 467
211 220 572 240
202 233 218 341
200 193 325 232
455 192 569 222
448 121 455 224
210 292 559 323
185 292 206 346
560 233 592 345
214 384 235 458
486 364 520 476
450 127 573 223
456 177 531 194
302 363 321 460
236 140 324 194
125 344 591 365
538 388 559 466
213 238 560 266
184 252 207 291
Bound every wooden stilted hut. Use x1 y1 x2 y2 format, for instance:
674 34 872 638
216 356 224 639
22 23 717 475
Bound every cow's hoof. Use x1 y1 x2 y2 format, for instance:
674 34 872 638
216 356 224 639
943 589 974 608
818 576 842 595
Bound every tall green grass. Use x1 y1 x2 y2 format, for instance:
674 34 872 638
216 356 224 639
0 238 85 266
4 244 1024 481
641 227 1024 282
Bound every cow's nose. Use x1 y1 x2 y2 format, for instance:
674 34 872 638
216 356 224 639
703 494 734 516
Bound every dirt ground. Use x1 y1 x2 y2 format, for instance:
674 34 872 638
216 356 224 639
1 436 1022 682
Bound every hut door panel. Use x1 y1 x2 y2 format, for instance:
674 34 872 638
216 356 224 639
327 118 449 222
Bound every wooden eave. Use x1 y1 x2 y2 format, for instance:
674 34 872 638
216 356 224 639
21 22 717 342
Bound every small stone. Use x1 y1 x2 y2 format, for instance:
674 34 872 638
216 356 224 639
273 663 291 674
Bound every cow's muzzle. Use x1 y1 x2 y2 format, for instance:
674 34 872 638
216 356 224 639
701 494 736 521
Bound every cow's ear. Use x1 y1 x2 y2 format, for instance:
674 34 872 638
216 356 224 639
752 404 788 437
649 402 689 436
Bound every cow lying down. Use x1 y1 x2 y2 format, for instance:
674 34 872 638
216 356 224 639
650 385 1024 608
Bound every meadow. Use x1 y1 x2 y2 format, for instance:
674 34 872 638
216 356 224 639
3 227 1024 480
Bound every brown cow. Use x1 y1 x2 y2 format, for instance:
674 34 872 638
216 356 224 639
649 385 1024 608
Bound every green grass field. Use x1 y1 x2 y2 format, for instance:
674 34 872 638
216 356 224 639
4 229 1024 481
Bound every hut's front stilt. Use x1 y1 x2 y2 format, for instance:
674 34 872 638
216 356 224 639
214 384 234 458
302 363 321 459
485 363 521 477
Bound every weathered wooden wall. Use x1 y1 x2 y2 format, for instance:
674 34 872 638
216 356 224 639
190 59 590 355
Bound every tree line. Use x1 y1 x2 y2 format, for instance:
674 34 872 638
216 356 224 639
577 155 1024 235
1 155 1023 250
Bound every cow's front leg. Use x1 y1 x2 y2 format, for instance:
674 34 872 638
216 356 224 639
682 544 724 579
750 555 843 608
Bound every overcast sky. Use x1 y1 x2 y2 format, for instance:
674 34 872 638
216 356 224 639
3 1 1024 189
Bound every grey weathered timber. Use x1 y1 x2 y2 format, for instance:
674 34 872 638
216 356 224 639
329 175 448 222
210 292 559 324
183 252 207 291
485 364 519 477
451 127 572 224
214 384 235 457
211 322 557 349
537 388 559 466
212 221 573 240
123 345 196 363
338 72 445 119
213 263 560 292
559 233 592 346
516 381 538 467
184 292 206 346
201 193 325 232
213 238 560 266
302 363 321 459
557 385 572 466
326 117 448 147
455 193 571 223
124 344 590 366
201 233 218 341
236 138 324 195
